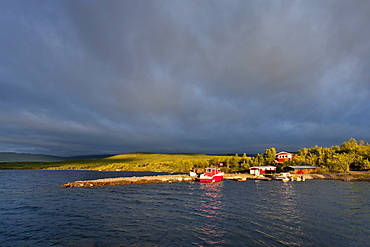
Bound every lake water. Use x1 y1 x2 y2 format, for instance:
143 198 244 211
0 170 369 246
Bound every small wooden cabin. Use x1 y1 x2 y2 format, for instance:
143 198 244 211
250 166 277 175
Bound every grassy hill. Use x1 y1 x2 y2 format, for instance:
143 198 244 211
0 152 115 162
0 152 223 172
0 152 65 162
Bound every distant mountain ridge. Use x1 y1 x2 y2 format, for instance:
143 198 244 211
0 152 115 162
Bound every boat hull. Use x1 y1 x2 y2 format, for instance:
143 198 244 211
196 175 223 183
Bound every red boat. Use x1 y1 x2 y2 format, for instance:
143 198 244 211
196 168 224 183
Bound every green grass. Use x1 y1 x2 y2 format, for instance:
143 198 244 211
0 153 226 172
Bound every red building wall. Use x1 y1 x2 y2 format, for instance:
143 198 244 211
294 168 313 174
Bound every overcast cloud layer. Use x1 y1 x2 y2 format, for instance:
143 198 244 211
1 0 370 156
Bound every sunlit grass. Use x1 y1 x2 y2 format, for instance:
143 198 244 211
0 153 229 172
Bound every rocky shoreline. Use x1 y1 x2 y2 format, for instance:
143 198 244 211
302 173 370 181
61 174 194 187
61 172 370 187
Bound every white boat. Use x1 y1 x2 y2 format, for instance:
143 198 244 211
271 173 291 182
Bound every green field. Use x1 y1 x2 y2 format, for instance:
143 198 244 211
0 153 225 172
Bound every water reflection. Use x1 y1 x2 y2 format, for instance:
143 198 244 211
269 182 305 245
196 182 225 246
249 182 307 245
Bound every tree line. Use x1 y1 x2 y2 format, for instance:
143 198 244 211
188 138 370 173
287 138 370 173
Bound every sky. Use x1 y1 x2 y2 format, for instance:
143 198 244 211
1 0 370 156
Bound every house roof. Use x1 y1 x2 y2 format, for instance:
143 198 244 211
250 166 276 169
288 166 318 169
277 151 299 155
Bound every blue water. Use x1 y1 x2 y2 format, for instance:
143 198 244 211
0 170 369 246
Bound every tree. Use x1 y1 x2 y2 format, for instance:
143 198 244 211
229 154 241 173
340 138 358 153
327 153 354 173
251 154 265 166
361 159 370 170
263 147 277 165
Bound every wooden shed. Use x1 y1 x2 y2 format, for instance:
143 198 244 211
250 166 277 175
284 166 318 174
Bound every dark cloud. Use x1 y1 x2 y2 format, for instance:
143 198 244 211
1 0 370 156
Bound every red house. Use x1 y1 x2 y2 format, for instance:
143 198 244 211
250 166 277 175
276 151 299 163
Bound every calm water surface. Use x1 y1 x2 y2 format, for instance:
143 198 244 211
0 170 369 246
